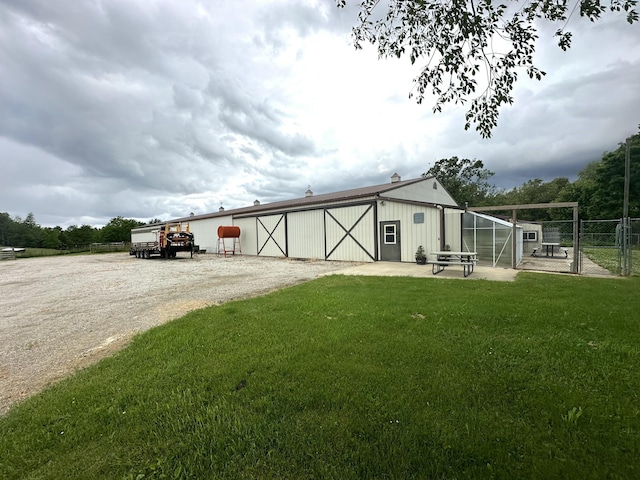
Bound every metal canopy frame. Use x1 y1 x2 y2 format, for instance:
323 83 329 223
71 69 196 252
468 202 579 273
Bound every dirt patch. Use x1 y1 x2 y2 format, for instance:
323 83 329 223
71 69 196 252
0 253 353 415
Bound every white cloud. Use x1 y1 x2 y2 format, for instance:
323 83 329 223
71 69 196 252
0 0 638 227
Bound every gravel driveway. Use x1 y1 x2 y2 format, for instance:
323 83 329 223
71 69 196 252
0 253 353 415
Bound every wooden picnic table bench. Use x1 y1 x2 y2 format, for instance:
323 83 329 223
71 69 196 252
531 244 568 258
428 251 477 277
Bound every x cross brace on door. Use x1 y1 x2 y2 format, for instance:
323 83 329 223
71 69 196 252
325 205 375 261
257 215 286 256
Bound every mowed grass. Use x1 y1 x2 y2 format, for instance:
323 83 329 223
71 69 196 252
1 273 639 479
584 247 640 275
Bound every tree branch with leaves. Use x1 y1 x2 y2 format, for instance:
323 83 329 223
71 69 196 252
423 156 496 205
337 0 638 138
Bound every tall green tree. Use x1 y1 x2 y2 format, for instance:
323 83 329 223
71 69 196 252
490 177 575 220
21 213 44 248
575 132 640 219
62 225 98 247
100 217 145 243
337 0 637 137
423 157 495 205
0 212 12 246
41 227 63 250
1 213 44 248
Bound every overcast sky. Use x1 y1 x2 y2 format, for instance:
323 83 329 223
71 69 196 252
1 0 639 228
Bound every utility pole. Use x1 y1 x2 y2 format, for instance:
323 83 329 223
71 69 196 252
622 137 631 275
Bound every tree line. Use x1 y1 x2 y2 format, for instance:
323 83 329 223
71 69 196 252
0 214 148 250
424 130 640 221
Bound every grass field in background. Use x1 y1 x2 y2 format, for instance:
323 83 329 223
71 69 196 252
0 247 126 259
1 273 639 479
583 247 640 275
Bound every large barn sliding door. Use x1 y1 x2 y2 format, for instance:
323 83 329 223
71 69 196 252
324 203 376 261
256 214 287 257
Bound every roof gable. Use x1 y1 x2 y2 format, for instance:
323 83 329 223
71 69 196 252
171 177 432 222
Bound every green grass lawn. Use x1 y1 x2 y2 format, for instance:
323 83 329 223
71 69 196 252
1 273 639 479
584 247 640 275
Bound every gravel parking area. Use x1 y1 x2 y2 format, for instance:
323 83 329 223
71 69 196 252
0 253 353 415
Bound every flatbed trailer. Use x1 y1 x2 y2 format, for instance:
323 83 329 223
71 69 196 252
130 222 196 259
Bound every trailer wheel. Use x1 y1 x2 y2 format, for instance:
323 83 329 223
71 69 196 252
144 250 150 259
165 249 171 259
136 251 141 259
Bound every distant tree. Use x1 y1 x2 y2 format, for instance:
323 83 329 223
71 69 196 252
337 0 638 137
62 224 99 247
0 213 32 247
42 227 63 249
100 217 145 243
148 218 163 225
423 157 495 205
575 132 640 219
0 212 11 246
23 212 38 228
21 213 45 247
490 177 574 220
533 162 603 220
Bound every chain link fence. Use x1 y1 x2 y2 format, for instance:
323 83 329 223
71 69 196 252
580 218 638 276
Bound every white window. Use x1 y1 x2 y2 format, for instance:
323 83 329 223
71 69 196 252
523 231 538 242
384 225 397 244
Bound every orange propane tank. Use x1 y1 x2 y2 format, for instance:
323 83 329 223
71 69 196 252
217 226 241 238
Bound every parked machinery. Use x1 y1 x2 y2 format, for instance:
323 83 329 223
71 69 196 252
130 222 196 259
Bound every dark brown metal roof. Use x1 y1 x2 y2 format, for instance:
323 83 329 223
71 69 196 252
165 176 434 224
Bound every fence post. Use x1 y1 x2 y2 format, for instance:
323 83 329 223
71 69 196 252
572 206 579 273
622 217 632 276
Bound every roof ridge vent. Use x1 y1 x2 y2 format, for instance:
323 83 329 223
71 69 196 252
305 185 313 197
390 173 401 183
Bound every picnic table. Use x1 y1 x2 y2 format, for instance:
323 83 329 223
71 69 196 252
532 243 568 258
541 242 560 257
429 251 477 277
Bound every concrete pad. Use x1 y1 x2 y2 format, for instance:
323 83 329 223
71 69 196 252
332 261 518 281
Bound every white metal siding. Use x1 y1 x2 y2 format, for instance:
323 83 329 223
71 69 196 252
187 216 233 253
232 217 257 255
444 209 463 251
377 201 440 262
325 204 375 262
287 210 325 259
385 179 458 206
